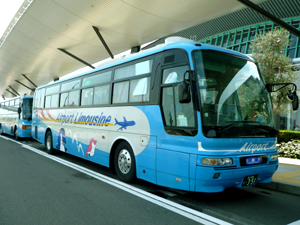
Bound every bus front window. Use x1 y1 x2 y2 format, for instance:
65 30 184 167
23 98 33 120
194 51 276 138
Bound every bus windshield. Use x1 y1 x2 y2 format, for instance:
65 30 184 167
23 98 33 120
194 50 276 138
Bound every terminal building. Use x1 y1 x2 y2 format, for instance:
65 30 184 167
146 0 300 130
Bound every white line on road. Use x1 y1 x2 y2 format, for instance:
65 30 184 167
1 136 232 225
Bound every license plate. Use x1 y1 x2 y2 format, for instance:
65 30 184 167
246 156 262 165
242 175 258 187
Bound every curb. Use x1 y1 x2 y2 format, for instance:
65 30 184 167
256 181 300 196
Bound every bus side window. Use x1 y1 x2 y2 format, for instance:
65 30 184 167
81 88 94 106
45 96 51 108
114 60 153 80
82 71 111 87
174 87 195 127
94 85 109 105
113 81 129 103
161 66 195 127
51 94 59 108
68 90 79 107
34 90 40 109
162 87 175 126
61 79 81 92
60 93 68 107
40 89 45 108
130 77 150 102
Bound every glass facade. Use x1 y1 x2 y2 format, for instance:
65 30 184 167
199 17 300 58
199 17 300 131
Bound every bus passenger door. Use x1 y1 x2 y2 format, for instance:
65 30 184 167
156 50 197 191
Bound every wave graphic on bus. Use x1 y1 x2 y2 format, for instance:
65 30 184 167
115 117 135 131
36 110 55 121
65 128 85 156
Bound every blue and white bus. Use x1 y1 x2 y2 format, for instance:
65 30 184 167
31 37 296 193
0 95 33 140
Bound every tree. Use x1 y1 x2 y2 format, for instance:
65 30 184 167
251 29 297 115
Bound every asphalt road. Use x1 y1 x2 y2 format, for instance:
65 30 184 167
1 135 300 225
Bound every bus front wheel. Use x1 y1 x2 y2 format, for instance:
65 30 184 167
114 141 136 183
45 131 55 155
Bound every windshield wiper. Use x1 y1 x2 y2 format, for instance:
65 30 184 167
252 124 279 135
218 121 260 134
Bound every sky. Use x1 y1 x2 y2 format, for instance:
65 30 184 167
0 0 24 38
0 1 23 100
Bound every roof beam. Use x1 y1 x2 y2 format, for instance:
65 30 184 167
237 0 300 38
6 89 17 97
22 74 37 88
2 95 5 100
15 80 35 91
92 26 114 59
8 86 20 96
58 48 95 69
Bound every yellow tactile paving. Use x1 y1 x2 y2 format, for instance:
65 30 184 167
273 164 300 184
273 174 300 184
280 163 300 168
274 170 300 179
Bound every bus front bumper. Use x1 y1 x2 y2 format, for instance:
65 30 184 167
194 163 278 193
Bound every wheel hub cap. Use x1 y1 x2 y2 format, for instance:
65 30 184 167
118 149 131 174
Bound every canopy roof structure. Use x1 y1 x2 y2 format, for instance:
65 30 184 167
0 0 267 97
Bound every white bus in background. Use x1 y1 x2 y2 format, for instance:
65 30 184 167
0 95 33 140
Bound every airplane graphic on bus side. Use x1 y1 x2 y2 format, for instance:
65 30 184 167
115 117 136 131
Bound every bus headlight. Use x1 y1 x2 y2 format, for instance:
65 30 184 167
270 154 278 161
201 158 233 166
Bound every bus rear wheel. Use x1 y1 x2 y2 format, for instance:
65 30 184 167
114 141 136 183
45 131 55 155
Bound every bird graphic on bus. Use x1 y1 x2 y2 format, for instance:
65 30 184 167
85 138 97 158
56 128 67 152
115 117 136 131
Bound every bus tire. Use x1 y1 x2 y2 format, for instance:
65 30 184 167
45 131 55 155
14 127 18 141
114 141 136 183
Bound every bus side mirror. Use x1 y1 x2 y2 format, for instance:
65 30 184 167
266 83 274 92
17 107 21 119
266 83 299 111
287 90 299 111
177 71 191 103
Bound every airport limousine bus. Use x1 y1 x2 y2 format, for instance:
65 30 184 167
0 95 33 140
31 37 292 193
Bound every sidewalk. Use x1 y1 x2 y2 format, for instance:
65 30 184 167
257 157 300 196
